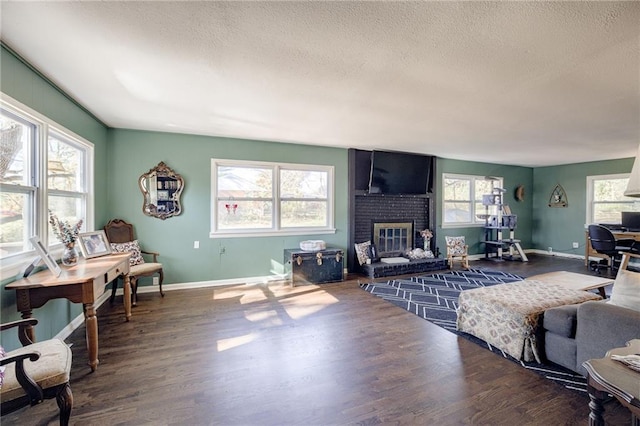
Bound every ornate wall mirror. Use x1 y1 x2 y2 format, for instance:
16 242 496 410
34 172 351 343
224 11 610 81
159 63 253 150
139 161 184 220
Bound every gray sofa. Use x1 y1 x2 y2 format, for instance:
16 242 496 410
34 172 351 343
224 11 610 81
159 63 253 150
543 300 640 376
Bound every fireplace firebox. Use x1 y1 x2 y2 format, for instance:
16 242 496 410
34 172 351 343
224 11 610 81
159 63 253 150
373 222 414 256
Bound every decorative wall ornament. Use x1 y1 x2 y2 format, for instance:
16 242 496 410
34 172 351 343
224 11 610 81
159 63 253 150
139 161 184 220
515 184 525 202
548 184 568 207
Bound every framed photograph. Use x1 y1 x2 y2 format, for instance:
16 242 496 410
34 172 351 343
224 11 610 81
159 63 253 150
78 230 112 259
29 236 62 277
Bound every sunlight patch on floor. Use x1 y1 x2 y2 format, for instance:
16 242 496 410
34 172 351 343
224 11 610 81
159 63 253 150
217 331 258 352
212 284 268 303
243 308 283 326
279 290 339 320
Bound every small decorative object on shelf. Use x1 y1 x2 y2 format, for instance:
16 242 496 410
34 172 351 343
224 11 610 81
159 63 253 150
48 210 83 266
420 229 433 251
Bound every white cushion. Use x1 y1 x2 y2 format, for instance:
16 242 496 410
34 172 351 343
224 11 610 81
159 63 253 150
0 338 72 403
610 268 640 312
130 262 162 276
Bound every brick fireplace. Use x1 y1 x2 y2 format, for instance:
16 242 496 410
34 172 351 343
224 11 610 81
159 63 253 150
348 148 441 275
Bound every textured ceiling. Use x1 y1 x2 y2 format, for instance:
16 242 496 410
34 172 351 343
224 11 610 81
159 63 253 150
1 1 639 167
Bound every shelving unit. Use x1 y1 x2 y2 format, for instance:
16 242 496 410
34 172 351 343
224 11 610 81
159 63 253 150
481 188 528 262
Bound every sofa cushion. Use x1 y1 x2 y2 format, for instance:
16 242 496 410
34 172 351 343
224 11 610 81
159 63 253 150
609 267 640 312
544 332 577 371
543 303 579 338
575 300 640 375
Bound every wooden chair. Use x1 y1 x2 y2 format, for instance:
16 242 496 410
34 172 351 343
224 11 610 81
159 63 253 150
0 318 73 425
104 219 164 306
445 236 469 269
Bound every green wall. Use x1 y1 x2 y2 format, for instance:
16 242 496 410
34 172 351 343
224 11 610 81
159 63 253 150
435 158 534 256
107 129 348 284
533 158 634 255
0 45 109 348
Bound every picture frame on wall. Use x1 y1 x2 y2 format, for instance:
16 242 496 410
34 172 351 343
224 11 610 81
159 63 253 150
29 236 62 277
78 230 112 259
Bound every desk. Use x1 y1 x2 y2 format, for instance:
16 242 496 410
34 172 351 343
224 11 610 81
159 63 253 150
6 253 131 371
584 230 640 266
582 339 640 426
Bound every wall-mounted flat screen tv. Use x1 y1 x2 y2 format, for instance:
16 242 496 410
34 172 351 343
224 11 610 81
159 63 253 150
368 150 434 195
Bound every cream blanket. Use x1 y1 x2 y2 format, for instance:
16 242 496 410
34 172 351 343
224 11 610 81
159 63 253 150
456 280 601 362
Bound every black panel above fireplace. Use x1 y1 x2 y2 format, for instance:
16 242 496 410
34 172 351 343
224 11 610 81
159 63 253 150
369 150 434 195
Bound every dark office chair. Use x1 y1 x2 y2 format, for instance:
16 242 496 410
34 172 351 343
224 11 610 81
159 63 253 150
587 224 639 274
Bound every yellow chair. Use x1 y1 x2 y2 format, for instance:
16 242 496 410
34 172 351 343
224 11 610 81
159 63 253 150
445 236 469 269
0 318 73 425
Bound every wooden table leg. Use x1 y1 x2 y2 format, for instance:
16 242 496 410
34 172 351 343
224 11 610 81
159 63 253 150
84 303 99 372
19 309 36 343
123 274 131 322
16 289 36 343
587 383 607 426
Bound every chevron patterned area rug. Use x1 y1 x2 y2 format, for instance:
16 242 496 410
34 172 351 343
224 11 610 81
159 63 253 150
359 268 588 393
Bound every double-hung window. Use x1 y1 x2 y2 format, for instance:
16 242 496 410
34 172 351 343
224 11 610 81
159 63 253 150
442 173 503 227
211 159 335 237
587 173 639 224
1 94 93 273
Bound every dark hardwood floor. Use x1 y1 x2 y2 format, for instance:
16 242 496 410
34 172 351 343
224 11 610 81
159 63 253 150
3 254 630 425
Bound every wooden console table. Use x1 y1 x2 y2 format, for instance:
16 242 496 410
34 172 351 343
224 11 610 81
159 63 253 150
5 253 131 371
582 339 640 426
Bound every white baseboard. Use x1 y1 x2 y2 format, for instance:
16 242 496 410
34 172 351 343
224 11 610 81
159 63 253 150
526 249 584 260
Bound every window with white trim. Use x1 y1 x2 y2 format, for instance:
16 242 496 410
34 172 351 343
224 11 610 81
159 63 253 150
442 173 504 227
211 159 335 237
0 94 93 269
586 174 640 224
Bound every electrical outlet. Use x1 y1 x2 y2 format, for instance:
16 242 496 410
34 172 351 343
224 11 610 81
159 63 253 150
194 240 199 249
572 242 579 249
153 277 159 285
548 247 553 254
